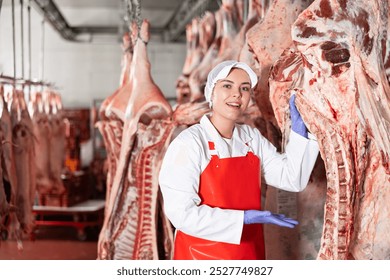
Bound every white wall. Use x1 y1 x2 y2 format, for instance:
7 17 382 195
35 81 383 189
0 4 186 108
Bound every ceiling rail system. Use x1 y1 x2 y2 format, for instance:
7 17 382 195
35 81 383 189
32 0 117 42
30 0 216 42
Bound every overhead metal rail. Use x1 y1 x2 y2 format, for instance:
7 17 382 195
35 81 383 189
23 0 218 42
163 0 217 42
32 0 123 42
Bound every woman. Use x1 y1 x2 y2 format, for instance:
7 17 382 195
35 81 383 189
159 60 319 260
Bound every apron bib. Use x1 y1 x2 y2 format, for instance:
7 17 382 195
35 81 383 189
174 141 265 260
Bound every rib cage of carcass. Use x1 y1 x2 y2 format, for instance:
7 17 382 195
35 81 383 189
96 19 209 260
268 0 390 259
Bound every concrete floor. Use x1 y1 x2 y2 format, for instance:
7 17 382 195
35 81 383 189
0 226 98 260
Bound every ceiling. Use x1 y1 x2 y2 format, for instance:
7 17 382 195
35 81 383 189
5 0 220 42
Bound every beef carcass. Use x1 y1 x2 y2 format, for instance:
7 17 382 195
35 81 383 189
97 24 138 205
246 0 313 143
266 47 327 259
97 20 173 260
269 0 390 259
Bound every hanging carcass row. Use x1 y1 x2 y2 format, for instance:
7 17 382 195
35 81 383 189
29 90 66 205
270 0 390 259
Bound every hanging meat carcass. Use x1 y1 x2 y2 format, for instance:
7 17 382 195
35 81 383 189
10 90 36 240
30 91 52 197
175 19 201 105
189 0 258 103
97 19 173 260
0 85 10 239
0 85 21 245
187 11 220 102
246 0 313 145
268 0 390 259
182 12 217 104
182 18 203 77
267 46 327 259
47 91 66 196
97 24 138 207
239 0 271 69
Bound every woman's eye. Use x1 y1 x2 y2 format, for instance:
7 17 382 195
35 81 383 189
222 84 232 89
241 86 250 91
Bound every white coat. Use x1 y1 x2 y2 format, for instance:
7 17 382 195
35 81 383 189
158 115 319 244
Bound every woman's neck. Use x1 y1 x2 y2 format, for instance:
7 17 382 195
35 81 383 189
209 114 235 139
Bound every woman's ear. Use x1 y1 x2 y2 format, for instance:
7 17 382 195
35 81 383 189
209 90 214 109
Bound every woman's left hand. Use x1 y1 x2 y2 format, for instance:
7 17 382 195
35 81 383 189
289 94 308 138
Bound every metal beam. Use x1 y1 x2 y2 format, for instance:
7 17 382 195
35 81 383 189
33 0 77 40
32 0 122 42
163 0 216 42
31 0 217 43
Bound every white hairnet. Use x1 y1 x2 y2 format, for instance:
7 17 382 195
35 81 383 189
204 60 258 106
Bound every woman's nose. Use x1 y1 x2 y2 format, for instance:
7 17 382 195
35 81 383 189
232 87 242 98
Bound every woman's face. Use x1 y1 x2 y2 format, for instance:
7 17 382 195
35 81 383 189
211 68 252 123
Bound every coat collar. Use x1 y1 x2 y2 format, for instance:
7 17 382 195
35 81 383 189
200 115 252 158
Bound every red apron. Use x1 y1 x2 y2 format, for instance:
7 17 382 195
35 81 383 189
173 141 265 260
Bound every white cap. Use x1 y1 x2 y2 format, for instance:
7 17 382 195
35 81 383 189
204 60 258 106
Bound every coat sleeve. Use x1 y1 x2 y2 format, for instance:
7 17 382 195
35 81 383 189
257 129 319 192
158 132 244 244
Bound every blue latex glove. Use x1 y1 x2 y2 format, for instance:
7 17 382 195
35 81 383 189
244 210 299 228
289 94 308 138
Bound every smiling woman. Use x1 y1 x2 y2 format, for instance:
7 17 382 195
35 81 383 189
158 60 320 260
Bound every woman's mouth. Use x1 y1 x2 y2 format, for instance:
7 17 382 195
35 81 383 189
226 102 241 108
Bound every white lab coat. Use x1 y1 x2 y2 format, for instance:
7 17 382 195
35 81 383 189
158 115 319 244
